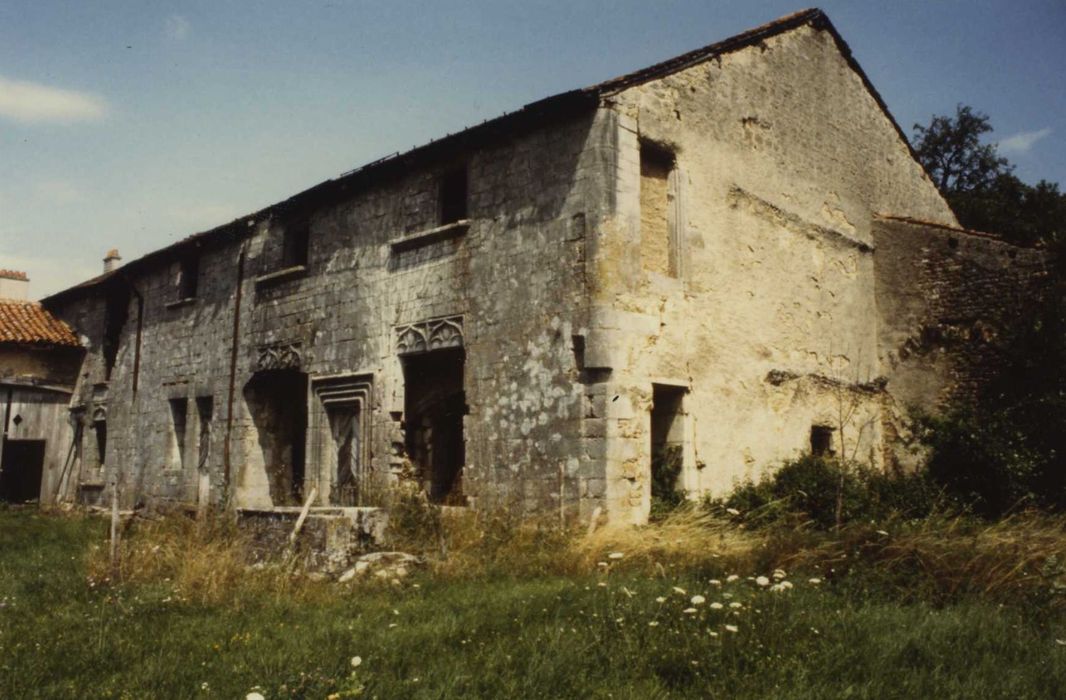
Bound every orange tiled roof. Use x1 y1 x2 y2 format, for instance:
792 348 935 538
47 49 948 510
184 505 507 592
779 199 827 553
0 270 28 281
0 300 80 347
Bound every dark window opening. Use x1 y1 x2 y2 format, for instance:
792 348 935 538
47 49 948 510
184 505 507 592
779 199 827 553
402 348 466 504
169 398 188 470
811 425 835 457
94 420 107 466
102 284 130 380
439 166 468 225
196 397 213 472
651 384 686 509
243 370 308 506
0 439 45 503
178 255 199 299
282 223 310 269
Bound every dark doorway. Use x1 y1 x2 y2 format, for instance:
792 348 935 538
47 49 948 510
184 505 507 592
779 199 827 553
0 440 46 503
650 384 686 506
243 370 308 506
402 348 466 504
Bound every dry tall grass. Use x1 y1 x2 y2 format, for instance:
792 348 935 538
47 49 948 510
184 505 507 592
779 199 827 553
85 502 1066 609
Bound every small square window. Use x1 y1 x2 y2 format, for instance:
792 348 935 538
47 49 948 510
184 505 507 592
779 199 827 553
439 166 468 225
810 425 835 457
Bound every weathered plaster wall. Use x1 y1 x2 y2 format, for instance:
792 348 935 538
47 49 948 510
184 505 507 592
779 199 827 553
586 24 959 521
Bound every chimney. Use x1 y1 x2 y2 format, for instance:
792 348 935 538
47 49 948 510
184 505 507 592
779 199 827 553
0 270 29 300
103 248 121 273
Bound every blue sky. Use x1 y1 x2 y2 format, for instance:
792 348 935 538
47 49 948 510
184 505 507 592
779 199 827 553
2 0 1063 299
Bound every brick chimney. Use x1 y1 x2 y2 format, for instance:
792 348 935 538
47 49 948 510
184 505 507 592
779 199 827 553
0 270 29 300
103 248 121 273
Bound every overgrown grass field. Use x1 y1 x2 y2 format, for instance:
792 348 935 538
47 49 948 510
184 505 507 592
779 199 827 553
1 506 1065 699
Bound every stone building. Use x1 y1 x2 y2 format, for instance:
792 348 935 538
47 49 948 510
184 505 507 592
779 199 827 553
40 9 1044 524
0 271 83 503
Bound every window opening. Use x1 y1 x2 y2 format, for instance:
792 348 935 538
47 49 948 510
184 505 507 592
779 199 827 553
810 425 835 457
179 254 199 299
439 166 468 225
168 398 188 470
650 384 686 510
402 348 466 504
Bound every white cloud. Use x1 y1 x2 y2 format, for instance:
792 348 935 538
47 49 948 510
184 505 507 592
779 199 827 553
165 14 191 41
998 127 1052 156
0 75 108 124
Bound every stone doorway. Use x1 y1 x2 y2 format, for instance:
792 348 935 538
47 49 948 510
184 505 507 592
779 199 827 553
243 370 308 506
402 348 466 504
650 384 687 505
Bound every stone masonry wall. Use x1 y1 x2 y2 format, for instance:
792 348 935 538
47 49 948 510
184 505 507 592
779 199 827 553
873 216 1048 470
49 111 614 521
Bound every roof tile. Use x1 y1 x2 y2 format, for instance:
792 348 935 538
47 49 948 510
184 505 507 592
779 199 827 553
0 300 80 348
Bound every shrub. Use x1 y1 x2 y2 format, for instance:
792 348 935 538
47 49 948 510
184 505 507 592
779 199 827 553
712 455 941 529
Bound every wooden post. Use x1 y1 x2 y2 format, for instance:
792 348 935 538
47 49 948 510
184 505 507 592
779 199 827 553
289 487 318 547
109 479 120 578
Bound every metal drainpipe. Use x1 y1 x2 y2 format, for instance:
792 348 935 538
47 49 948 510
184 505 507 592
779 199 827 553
223 244 247 507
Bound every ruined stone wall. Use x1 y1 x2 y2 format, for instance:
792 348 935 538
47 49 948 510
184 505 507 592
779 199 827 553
49 112 613 518
586 24 959 521
872 217 1048 470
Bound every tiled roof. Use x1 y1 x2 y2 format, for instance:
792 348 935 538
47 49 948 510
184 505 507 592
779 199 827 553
0 270 28 281
0 300 80 347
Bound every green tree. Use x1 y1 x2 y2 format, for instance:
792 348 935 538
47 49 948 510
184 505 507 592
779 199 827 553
912 105 1066 245
911 106 1066 514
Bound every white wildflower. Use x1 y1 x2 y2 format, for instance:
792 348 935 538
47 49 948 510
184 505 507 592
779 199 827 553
648 621 659 627
808 578 823 585
608 552 625 560
726 575 739 582
708 630 719 637
350 656 363 668
655 596 667 603
726 508 740 516
683 607 698 614
691 595 706 605
597 582 608 588
672 586 687 595
755 576 770 586
876 529 890 536
710 602 724 610
246 693 265 700
772 569 787 580
724 624 739 633
709 579 722 586
729 602 742 609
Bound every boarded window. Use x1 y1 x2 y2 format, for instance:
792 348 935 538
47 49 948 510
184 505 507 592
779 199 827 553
639 142 677 276
439 166 468 225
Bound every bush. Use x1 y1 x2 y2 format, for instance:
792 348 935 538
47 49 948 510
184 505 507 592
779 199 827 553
916 409 1053 517
712 455 941 529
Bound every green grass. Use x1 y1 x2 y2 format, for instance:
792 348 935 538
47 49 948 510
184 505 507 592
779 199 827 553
1 507 1065 699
